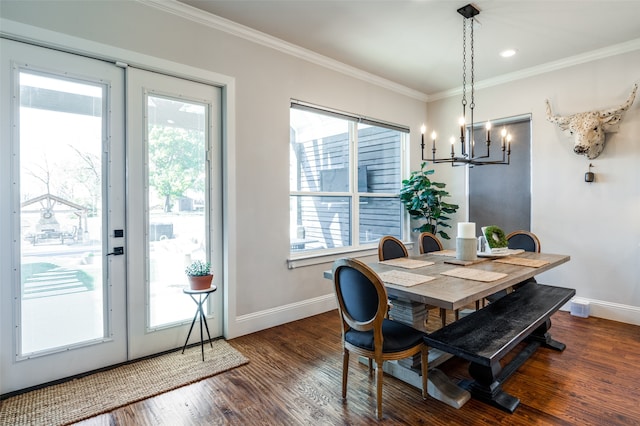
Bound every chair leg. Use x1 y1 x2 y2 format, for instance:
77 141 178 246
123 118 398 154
368 358 373 377
454 309 459 321
421 346 428 399
440 308 446 328
376 360 384 420
342 348 349 399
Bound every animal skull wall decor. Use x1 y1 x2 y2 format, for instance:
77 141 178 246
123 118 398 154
545 84 637 159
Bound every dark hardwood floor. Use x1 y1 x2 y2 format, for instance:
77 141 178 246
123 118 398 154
78 309 640 425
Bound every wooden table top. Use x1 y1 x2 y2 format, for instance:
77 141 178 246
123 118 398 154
325 252 570 311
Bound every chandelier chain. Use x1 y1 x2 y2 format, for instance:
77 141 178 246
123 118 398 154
461 18 467 108
470 18 475 110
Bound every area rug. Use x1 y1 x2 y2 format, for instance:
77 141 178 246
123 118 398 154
0 340 248 426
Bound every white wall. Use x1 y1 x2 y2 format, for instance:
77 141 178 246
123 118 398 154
427 50 640 325
0 1 427 339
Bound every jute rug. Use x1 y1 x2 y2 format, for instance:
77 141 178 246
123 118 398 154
0 340 248 426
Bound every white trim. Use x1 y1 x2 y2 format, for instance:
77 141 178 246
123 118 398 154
229 294 337 339
140 0 428 102
560 297 640 326
429 38 640 101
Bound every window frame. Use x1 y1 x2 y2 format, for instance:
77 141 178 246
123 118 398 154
288 100 410 266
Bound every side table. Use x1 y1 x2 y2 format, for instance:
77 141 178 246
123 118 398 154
182 285 217 361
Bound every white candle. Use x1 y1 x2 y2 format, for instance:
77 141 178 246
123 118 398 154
458 222 476 239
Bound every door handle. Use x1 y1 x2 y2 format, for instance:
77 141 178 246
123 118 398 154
107 247 124 256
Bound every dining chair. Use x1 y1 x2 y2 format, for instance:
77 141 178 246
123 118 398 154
418 231 443 254
377 235 408 261
332 257 427 419
486 230 541 303
506 230 541 253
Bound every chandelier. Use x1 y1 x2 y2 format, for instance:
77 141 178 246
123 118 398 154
421 3 512 166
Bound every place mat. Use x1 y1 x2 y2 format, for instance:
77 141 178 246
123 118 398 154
379 258 435 269
440 267 508 282
378 270 436 287
493 256 550 268
429 250 457 257
444 257 489 266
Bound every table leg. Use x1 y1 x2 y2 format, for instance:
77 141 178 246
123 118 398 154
199 297 204 361
199 293 213 348
182 299 200 354
384 298 471 409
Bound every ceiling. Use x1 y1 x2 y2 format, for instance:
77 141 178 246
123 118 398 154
176 1 640 97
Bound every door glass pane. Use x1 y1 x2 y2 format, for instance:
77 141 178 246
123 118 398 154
19 71 105 355
147 95 208 328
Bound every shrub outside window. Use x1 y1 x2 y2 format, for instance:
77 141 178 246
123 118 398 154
289 101 407 253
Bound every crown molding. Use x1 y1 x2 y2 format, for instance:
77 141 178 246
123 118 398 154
139 0 428 102
428 37 640 102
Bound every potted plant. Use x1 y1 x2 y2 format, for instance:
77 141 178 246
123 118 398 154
399 162 459 240
185 260 213 290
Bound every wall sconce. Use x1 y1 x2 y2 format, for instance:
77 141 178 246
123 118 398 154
585 163 595 183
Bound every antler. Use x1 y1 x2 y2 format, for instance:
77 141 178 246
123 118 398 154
599 83 638 118
545 99 571 127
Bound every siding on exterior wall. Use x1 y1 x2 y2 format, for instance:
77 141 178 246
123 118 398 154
292 127 401 248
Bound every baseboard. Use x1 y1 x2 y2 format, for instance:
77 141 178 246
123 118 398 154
229 294 639 340
229 294 337 338
560 298 640 326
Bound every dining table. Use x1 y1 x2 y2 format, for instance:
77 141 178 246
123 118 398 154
324 249 571 408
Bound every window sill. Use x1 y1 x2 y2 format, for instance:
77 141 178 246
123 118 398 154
287 242 414 269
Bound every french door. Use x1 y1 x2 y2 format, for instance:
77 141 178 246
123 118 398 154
126 68 223 359
0 39 127 393
0 40 222 394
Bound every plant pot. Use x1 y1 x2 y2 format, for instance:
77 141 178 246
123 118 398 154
188 274 213 290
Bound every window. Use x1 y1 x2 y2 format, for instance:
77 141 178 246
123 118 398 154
289 101 408 254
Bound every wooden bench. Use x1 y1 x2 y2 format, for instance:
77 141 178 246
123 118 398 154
423 282 576 413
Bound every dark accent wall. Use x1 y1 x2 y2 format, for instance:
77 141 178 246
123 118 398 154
469 118 531 236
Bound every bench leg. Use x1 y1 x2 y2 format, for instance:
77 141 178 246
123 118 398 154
460 361 520 413
527 318 567 352
461 318 567 415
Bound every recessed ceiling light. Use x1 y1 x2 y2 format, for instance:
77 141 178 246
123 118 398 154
500 49 517 58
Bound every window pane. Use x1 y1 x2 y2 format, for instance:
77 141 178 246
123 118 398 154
359 197 403 244
19 71 105 354
147 95 208 328
290 108 350 192
357 124 402 194
290 195 351 250
289 103 405 254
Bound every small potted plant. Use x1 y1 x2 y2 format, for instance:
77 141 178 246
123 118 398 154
185 259 213 290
